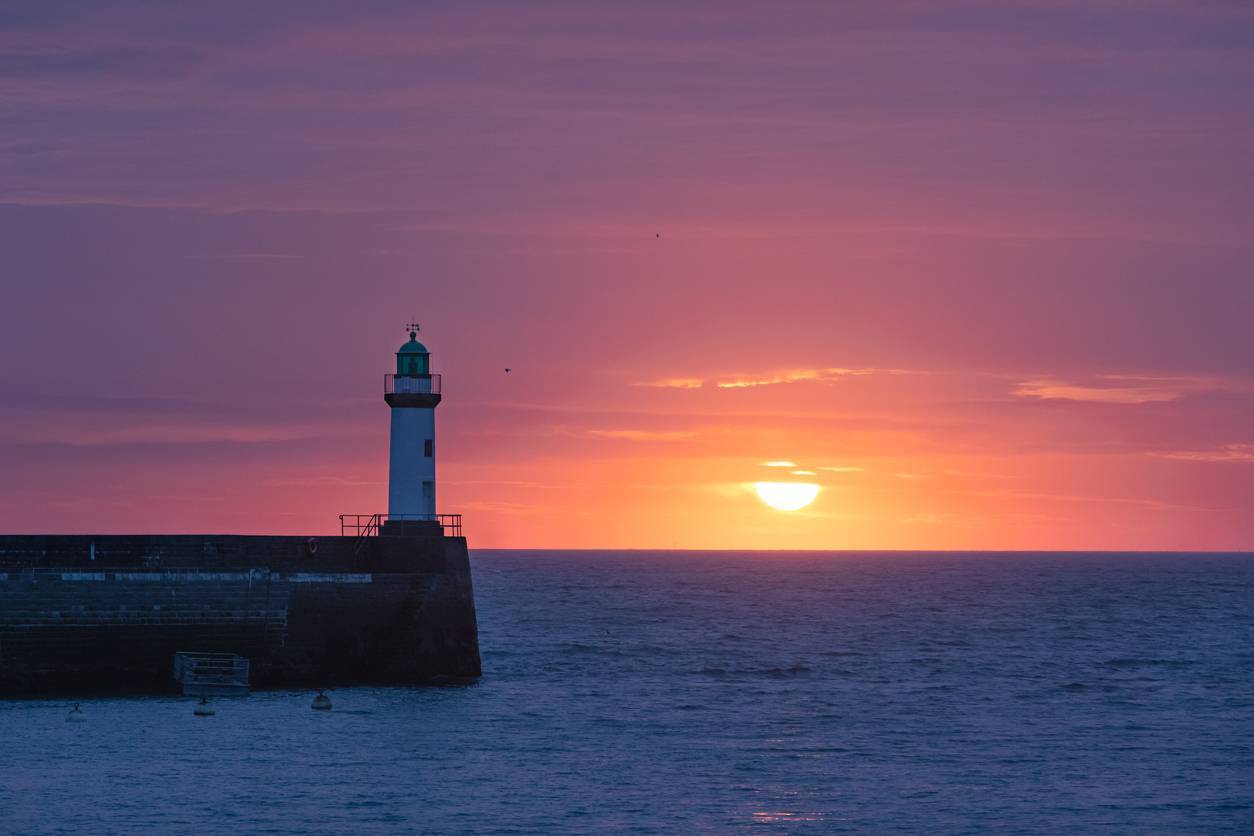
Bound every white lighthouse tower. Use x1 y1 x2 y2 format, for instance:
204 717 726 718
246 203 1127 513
385 323 441 519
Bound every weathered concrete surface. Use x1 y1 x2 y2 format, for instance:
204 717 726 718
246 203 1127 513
0 532 480 695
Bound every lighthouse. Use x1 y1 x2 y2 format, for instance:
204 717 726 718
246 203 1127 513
384 323 442 518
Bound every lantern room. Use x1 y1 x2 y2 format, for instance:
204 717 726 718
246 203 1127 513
397 330 430 376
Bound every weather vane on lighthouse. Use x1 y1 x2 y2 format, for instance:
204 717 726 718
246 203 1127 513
384 321 441 519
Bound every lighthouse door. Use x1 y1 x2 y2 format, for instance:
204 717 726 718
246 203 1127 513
422 481 434 514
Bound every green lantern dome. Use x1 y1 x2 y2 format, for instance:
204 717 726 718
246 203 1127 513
396 327 431 375
399 336 429 354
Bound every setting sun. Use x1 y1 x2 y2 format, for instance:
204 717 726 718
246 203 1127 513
753 482 820 512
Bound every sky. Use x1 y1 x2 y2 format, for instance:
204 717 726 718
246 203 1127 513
2 0 1253 549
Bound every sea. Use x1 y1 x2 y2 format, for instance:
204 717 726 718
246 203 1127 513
1 551 1252 834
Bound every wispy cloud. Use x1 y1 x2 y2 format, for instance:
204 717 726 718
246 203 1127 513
445 479 590 490
943 488 1212 512
634 367 916 390
633 378 705 389
1013 374 1251 405
1156 444 1254 463
1015 378 1182 404
901 510 1071 526
716 367 911 389
12 422 331 447
586 429 697 442
762 460 797 467
901 512 963 525
461 500 589 515
939 469 1014 480
817 465 865 473
263 474 381 487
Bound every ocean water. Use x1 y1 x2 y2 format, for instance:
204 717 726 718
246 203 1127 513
2 551 1252 834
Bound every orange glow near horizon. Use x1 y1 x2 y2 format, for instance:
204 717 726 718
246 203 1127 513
3 352 1253 550
3 357 1253 550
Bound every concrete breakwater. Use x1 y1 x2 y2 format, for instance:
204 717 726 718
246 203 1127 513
0 531 480 695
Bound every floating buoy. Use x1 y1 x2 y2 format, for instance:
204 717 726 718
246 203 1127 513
193 697 215 717
311 690 332 711
66 703 85 723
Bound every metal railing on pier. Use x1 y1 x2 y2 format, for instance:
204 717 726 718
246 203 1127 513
339 513 463 539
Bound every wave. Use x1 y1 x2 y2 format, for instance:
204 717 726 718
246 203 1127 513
698 663 815 679
1104 658 1195 669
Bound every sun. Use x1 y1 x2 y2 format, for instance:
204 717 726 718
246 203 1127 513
753 482 820 512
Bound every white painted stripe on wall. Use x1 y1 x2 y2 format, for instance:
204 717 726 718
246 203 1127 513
116 572 255 582
26 571 374 584
284 573 373 584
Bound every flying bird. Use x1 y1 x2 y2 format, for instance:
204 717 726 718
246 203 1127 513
504 368 512 373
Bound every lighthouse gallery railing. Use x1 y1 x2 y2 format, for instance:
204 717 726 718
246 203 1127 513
384 374 441 395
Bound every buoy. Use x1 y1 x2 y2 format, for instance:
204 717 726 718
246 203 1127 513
311 690 332 711
66 703 85 723
193 697 215 717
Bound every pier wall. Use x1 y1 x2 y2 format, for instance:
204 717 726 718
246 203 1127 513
0 533 480 695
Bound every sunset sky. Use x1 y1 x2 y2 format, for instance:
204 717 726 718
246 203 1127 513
2 1 1253 549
